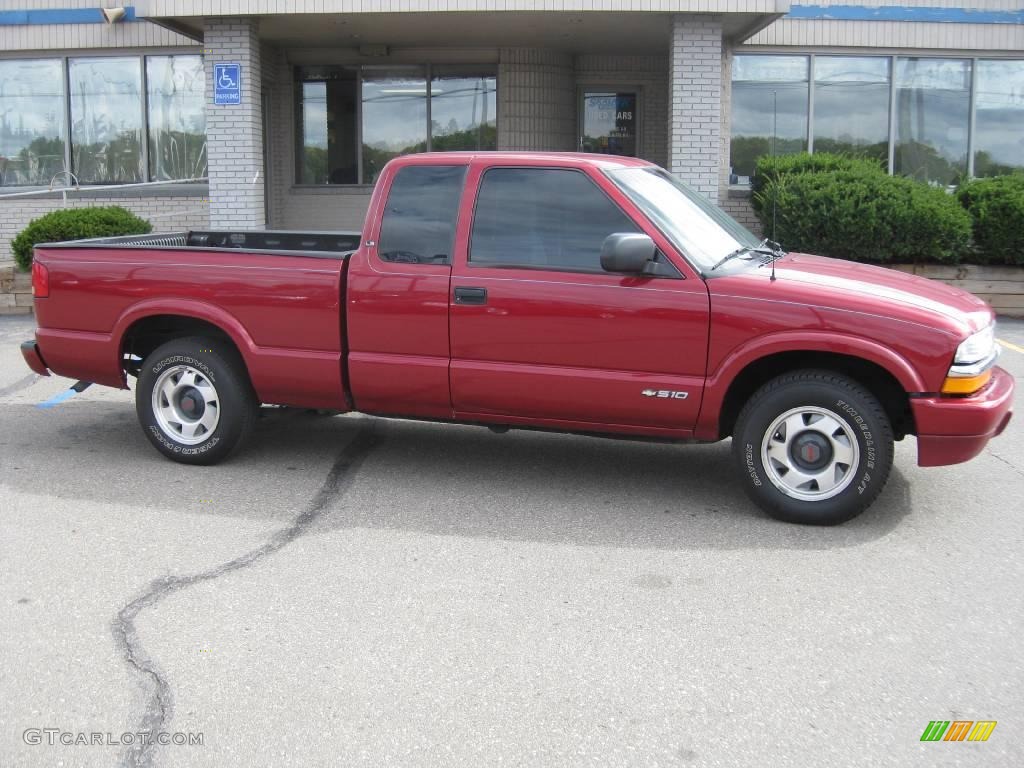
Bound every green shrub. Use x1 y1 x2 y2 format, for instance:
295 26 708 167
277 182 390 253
755 168 972 264
956 175 1024 265
11 206 151 271
751 152 886 213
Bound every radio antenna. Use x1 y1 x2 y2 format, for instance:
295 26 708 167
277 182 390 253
770 89 778 282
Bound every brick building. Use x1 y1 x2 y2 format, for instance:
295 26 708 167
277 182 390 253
1 1 1022 262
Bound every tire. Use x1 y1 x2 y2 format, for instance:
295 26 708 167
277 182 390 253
136 336 257 465
732 369 894 525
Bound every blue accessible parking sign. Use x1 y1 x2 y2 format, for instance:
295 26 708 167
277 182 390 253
214 63 241 105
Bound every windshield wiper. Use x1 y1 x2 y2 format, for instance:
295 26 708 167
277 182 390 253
710 238 785 271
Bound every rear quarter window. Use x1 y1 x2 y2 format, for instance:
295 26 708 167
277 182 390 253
377 165 467 265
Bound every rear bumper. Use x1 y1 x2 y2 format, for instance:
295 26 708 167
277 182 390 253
913 366 1014 467
20 341 50 377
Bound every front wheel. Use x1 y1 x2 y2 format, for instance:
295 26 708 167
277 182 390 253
732 370 894 525
136 336 257 465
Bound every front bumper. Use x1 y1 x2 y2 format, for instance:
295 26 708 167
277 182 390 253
913 365 1014 467
21 341 50 377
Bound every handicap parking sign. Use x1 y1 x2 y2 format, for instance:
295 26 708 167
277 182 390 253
214 63 241 105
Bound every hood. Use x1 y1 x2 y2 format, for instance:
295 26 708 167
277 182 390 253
710 253 994 337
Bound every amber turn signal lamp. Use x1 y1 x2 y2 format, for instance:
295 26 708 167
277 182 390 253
941 370 991 395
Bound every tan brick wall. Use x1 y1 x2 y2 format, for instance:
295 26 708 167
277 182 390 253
498 48 576 152
722 193 762 235
669 15 723 202
205 18 266 229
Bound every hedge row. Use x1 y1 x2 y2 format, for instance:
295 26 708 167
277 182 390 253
11 206 151 270
956 174 1024 266
751 153 1023 265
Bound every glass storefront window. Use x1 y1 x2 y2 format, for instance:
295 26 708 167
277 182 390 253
430 67 497 152
973 60 1024 177
730 55 809 181
362 67 428 185
813 56 890 163
147 55 206 181
894 58 971 185
296 64 497 185
70 57 143 183
296 67 358 185
0 59 65 187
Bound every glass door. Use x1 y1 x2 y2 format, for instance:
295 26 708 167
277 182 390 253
580 89 639 157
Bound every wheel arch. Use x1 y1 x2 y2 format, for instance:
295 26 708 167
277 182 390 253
115 301 256 381
701 334 921 441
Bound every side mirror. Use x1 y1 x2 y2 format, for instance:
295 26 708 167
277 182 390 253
601 233 657 274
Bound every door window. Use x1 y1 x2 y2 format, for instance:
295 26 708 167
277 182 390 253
469 168 640 272
377 164 466 264
581 91 638 157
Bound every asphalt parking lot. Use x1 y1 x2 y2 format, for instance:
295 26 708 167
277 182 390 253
1 314 1022 768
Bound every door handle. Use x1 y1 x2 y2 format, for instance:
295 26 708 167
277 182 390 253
454 286 488 305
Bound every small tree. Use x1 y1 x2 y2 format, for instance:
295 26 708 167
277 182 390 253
11 206 152 271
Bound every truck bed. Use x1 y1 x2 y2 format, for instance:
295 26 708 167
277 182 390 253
31 230 362 410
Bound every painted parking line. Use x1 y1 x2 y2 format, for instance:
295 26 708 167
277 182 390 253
998 338 1024 355
36 380 93 409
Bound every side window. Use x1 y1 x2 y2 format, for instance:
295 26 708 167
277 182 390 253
470 167 641 271
377 165 466 264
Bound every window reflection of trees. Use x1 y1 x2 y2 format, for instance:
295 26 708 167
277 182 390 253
0 55 206 187
730 54 1024 187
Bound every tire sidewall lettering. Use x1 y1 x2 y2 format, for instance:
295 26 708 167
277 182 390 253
151 354 218 385
744 442 763 487
834 399 877 479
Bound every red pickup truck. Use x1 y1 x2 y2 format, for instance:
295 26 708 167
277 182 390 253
21 152 1013 525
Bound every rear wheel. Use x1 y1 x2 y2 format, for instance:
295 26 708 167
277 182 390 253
732 370 894 525
136 336 257 465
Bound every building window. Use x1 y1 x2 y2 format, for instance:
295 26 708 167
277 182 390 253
0 59 66 187
362 67 429 185
70 57 144 184
973 60 1024 177
147 55 207 181
295 64 497 186
297 67 357 185
813 56 890 163
894 58 971 186
729 55 809 182
429 67 497 152
0 53 206 187
731 53 1021 187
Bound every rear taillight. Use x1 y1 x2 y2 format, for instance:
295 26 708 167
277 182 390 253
32 261 49 298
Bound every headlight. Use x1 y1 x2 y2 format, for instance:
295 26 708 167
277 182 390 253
953 324 996 366
943 323 998 395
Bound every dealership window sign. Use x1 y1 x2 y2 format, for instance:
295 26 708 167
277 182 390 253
214 63 241 105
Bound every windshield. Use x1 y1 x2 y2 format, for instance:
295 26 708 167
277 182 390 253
606 167 762 271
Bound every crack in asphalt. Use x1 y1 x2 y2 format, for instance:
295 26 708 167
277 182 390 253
111 425 380 768
986 448 1024 479
0 373 38 399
